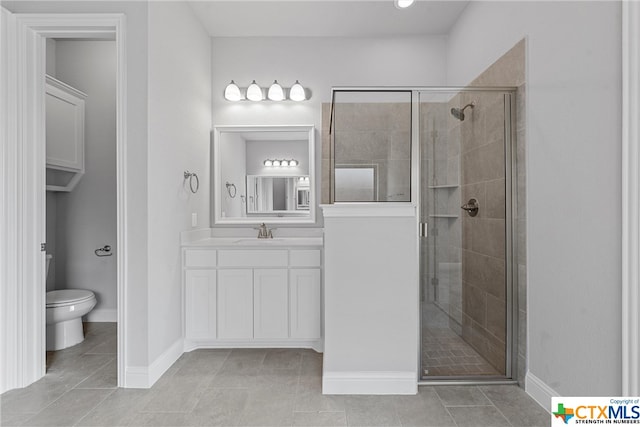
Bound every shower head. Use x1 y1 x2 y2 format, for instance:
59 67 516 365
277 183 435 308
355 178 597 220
450 102 475 121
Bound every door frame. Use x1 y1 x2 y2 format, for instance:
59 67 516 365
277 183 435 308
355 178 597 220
622 0 640 396
1 12 127 391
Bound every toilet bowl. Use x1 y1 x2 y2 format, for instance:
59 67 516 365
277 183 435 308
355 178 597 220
45 255 97 351
46 289 97 351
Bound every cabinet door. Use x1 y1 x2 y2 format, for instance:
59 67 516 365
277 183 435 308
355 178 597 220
217 269 253 339
290 269 321 339
45 76 86 171
185 270 216 340
254 269 289 339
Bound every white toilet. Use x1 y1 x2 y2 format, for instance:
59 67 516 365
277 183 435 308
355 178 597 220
45 255 97 351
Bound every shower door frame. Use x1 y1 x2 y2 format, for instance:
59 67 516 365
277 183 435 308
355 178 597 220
416 87 518 385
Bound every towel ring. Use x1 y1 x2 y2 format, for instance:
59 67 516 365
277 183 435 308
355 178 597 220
184 171 199 194
226 182 237 198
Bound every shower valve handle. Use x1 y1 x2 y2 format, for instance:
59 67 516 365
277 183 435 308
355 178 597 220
461 198 479 217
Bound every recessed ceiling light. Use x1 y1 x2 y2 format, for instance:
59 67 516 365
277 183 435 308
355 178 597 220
395 0 415 9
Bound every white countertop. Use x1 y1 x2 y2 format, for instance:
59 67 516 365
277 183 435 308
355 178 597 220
183 237 323 248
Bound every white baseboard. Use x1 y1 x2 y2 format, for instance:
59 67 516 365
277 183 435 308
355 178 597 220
85 308 117 322
525 371 557 413
322 371 417 395
183 339 324 353
124 338 183 388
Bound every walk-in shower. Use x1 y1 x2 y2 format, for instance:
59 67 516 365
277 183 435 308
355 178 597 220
328 87 518 382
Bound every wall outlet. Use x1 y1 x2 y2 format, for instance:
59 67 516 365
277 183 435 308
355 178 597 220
191 212 197 227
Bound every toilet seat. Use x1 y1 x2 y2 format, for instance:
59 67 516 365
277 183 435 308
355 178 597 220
46 289 95 308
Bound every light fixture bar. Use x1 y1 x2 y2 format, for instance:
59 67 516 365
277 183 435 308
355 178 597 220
263 158 299 167
224 81 309 102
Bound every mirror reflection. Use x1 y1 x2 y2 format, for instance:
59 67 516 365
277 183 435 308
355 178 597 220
246 176 310 215
214 125 315 224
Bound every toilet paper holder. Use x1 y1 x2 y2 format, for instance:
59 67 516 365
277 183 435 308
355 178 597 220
95 245 112 257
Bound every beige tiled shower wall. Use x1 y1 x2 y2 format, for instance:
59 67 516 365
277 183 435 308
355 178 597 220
468 39 526 384
321 102 411 203
456 89 508 376
420 103 463 331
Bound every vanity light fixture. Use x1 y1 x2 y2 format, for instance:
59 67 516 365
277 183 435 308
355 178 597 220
246 80 263 101
267 80 285 101
394 0 415 9
289 80 306 101
264 158 298 167
224 80 309 102
224 80 242 101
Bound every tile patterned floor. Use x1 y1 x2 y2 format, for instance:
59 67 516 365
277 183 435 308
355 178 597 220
1 323 549 427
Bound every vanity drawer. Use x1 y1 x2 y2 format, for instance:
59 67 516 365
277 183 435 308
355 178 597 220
290 250 321 267
218 250 288 267
184 249 217 267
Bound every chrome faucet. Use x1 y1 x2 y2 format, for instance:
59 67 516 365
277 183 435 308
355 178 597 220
256 223 273 239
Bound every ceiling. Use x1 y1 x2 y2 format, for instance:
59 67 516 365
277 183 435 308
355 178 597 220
187 1 470 37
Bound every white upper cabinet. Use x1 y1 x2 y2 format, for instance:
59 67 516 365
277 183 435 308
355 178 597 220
45 75 87 192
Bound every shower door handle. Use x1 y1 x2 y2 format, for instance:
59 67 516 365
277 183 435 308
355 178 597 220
419 222 428 237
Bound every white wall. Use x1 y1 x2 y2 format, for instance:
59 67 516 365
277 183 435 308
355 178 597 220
219 133 246 218
447 1 622 398
211 36 447 226
52 40 117 321
147 1 211 366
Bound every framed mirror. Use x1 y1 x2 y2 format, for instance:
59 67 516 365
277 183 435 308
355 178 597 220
213 125 315 224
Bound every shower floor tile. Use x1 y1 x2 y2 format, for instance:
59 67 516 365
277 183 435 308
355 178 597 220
422 327 499 376
422 304 500 377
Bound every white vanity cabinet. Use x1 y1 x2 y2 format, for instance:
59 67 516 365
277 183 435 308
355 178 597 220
182 241 322 352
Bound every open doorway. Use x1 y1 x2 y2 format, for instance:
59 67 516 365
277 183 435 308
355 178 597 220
0 13 127 392
44 37 118 385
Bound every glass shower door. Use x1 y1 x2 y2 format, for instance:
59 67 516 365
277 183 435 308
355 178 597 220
419 89 515 380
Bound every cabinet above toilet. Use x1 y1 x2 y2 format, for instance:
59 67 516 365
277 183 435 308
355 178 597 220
45 75 87 192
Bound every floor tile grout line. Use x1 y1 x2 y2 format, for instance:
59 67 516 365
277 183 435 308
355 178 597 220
71 388 117 427
73 357 117 390
432 386 461 427
477 387 514 427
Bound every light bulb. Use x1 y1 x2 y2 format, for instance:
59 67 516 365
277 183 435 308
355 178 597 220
289 80 306 101
272 160 281 167
289 159 298 167
264 159 273 166
246 80 263 101
394 0 414 9
224 80 242 101
267 80 285 101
